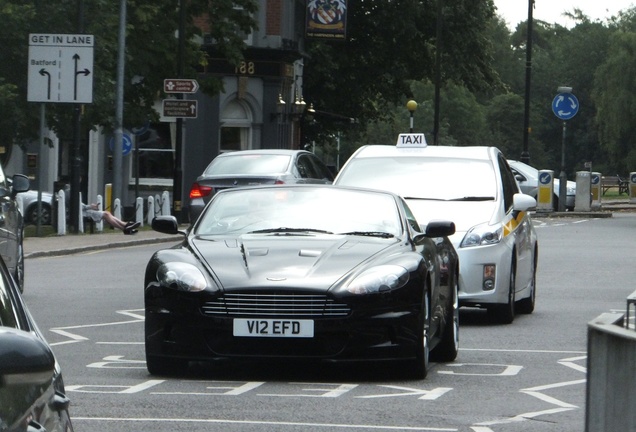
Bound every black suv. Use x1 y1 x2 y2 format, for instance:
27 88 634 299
0 170 29 292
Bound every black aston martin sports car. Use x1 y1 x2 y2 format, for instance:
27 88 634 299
145 185 459 378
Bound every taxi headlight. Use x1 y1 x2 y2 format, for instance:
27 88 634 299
460 223 502 248
157 262 209 292
344 265 409 295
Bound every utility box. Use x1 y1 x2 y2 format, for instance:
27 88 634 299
590 172 601 209
575 171 592 212
630 172 636 204
537 170 554 212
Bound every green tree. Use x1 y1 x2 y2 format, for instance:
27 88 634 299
0 0 257 147
302 0 501 147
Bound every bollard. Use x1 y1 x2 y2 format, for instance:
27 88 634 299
95 195 104 232
114 198 121 220
78 192 85 233
147 196 155 226
136 197 144 226
630 172 636 204
57 189 66 236
536 170 554 212
154 194 161 219
161 191 171 215
575 171 592 212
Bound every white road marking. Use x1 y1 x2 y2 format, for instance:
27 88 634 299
70 417 457 430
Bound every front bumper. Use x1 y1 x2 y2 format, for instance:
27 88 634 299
145 287 424 364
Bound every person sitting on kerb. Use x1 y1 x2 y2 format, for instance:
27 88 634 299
82 203 141 235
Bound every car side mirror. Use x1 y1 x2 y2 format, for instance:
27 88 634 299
152 215 184 236
414 220 456 244
10 174 30 197
0 328 57 429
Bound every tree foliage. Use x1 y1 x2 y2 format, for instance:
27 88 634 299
0 0 257 144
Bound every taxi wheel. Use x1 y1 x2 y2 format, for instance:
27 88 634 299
517 248 537 314
431 271 459 362
488 259 516 324
412 288 431 379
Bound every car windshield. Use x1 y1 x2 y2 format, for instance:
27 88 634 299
194 187 403 237
337 157 497 200
203 154 292 176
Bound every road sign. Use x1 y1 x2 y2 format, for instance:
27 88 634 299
27 34 94 103
162 99 198 118
164 79 199 94
552 93 579 121
109 133 133 156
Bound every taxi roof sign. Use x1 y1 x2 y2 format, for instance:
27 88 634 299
396 133 427 148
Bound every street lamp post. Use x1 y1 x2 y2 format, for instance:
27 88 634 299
406 100 417 133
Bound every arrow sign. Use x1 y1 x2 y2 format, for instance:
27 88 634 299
164 79 199 94
162 99 198 118
552 93 579 121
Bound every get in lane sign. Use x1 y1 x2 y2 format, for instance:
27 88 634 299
27 34 94 103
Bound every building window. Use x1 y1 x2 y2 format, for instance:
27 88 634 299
131 122 175 185
220 99 252 152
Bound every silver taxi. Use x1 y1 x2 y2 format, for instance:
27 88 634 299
334 134 538 323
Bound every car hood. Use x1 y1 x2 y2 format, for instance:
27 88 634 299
404 199 497 245
190 235 396 291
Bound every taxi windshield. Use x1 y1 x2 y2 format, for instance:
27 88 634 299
337 157 497 201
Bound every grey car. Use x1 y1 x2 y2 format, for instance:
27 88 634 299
508 160 576 211
188 149 334 222
19 189 54 225
0 252 74 431
0 170 29 292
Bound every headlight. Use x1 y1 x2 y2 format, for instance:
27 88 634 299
344 265 409 295
157 262 208 292
460 222 502 248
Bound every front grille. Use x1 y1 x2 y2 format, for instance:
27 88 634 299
202 292 351 318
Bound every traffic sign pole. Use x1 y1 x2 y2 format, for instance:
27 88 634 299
552 90 579 212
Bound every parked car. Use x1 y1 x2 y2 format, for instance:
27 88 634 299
146 185 459 378
18 189 54 225
334 134 538 324
188 150 334 222
0 171 29 293
508 160 576 211
0 253 74 431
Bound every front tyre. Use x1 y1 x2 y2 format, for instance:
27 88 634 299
488 258 516 324
431 272 459 362
517 248 537 314
411 289 431 379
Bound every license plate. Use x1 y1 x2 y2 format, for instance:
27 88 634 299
233 319 314 338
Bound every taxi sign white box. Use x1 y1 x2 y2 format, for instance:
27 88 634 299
575 171 592 212
630 172 636 204
396 133 427 148
537 169 554 212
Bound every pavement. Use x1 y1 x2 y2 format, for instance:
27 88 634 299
24 226 185 259
22 199 636 259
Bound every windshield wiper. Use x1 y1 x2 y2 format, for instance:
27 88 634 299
248 227 333 235
447 196 494 201
404 196 494 202
339 231 394 238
